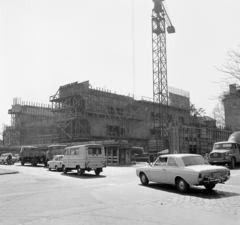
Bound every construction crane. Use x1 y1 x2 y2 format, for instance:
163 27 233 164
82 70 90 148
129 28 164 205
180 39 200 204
151 0 175 151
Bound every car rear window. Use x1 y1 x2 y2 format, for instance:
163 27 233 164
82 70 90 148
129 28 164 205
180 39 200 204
182 156 207 167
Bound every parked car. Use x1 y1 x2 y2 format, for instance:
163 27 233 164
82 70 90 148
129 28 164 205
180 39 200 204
136 154 230 193
0 153 13 165
47 155 64 171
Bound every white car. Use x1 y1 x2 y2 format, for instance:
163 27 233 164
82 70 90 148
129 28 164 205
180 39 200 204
136 154 230 192
47 155 64 171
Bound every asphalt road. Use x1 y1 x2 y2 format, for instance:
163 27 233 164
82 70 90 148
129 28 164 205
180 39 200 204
0 162 240 225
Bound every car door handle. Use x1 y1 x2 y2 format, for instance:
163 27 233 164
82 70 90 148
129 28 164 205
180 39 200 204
163 169 166 171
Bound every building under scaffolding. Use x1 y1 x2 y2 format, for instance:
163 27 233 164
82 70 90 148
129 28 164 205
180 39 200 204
3 81 235 161
5 98 55 146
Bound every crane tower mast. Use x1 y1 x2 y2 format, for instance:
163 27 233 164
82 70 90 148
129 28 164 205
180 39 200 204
151 0 175 150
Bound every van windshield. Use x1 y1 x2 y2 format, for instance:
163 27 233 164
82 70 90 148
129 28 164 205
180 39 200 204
213 143 234 150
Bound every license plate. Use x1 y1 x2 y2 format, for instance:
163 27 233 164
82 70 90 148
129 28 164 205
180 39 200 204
212 172 220 178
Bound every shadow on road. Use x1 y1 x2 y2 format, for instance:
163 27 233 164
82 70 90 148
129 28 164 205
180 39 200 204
15 164 46 168
139 183 240 199
61 172 106 179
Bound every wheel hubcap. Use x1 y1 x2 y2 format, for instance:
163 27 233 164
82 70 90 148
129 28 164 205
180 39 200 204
179 180 185 190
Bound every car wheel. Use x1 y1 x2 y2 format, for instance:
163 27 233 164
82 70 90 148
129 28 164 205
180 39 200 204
204 184 216 190
55 165 58 171
48 166 51 171
140 173 149 185
95 168 101 176
230 157 236 169
176 178 189 193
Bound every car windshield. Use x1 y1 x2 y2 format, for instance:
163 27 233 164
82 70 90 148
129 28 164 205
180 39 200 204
213 143 234 150
182 156 208 167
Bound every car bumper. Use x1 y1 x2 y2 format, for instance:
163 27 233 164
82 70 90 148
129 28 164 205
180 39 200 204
209 160 230 166
198 177 229 185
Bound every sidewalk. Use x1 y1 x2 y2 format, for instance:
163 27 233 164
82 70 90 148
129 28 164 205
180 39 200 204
0 168 19 175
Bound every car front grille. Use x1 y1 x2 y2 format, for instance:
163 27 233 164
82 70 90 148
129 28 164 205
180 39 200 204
210 153 222 159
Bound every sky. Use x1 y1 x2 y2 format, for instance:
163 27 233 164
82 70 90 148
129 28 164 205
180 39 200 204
1 0 240 129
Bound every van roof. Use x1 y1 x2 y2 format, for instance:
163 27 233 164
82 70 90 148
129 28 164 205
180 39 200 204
65 144 104 148
214 141 237 144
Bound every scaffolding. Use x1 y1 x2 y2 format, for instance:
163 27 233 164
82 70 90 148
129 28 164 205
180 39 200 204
50 81 146 143
5 98 54 145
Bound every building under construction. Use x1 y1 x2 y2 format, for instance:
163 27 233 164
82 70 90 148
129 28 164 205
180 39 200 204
3 81 233 159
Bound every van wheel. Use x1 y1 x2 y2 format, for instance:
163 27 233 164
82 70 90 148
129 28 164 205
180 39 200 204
77 167 85 176
63 166 68 174
95 168 101 176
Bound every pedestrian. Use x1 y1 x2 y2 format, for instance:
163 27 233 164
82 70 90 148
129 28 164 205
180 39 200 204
149 154 154 165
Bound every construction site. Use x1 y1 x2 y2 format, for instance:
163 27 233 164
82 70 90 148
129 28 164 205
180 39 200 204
1 1 235 164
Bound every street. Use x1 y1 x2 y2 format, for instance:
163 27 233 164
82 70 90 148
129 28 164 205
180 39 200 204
0 163 240 225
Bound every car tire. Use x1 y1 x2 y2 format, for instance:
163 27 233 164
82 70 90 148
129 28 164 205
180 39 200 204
48 166 51 171
230 157 236 169
55 165 58 171
176 178 189 193
204 184 216 190
95 168 101 176
140 173 149 186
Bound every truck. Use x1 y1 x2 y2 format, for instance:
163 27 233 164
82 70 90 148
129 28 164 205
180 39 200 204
209 131 240 169
19 146 47 166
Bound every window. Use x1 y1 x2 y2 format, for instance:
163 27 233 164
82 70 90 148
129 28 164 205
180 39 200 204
182 156 208 166
154 157 167 166
70 148 78 155
179 117 184 124
88 147 102 156
167 158 178 167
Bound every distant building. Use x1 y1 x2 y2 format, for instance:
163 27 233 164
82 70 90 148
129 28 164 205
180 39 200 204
223 84 240 129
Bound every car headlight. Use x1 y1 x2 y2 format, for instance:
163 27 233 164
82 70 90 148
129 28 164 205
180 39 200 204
224 153 229 160
198 173 211 182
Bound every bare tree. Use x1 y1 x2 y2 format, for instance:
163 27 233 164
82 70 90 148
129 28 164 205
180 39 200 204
189 103 206 125
211 101 225 127
218 46 240 97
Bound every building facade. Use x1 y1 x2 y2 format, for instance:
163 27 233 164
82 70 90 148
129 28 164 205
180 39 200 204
3 80 234 159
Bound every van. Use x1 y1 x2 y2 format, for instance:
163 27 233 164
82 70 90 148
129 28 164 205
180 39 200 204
62 144 106 175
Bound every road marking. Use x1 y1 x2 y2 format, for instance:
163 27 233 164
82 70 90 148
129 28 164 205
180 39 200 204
0 183 116 198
